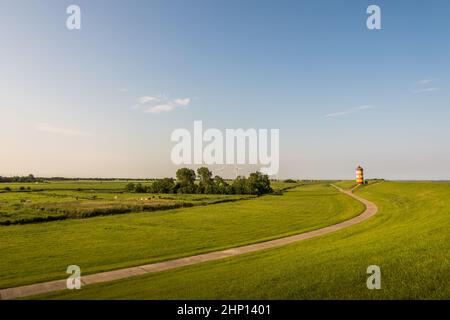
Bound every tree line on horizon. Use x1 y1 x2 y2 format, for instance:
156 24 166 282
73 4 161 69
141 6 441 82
0 175 152 182
125 167 273 196
0 174 41 183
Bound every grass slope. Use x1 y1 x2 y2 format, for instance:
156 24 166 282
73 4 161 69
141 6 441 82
37 182 450 299
0 183 363 289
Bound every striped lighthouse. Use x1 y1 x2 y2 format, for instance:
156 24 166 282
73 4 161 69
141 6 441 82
356 166 364 185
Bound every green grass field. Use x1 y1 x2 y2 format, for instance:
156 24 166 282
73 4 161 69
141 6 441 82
0 180 296 225
0 180 295 192
334 180 358 190
0 180 141 191
34 181 450 299
0 183 364 289
334 179 384 191
0 189 254 225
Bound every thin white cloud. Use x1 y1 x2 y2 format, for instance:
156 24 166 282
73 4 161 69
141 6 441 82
119 88 128 93
145 104 174 114
138 96 158 104
135 95 191 114
325 105 373 119
173 98 190 107
325 111 353 118
414 87 440 94
35 123 92 137
414 79 440 94
416 79 433 85
354 105 373 111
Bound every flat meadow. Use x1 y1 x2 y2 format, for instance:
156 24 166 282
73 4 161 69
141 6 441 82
0 181 363 289
35 181 449 299
0 180 259 225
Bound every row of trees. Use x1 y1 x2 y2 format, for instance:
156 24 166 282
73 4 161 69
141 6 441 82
126 167 273 195
0 174 40 183
0 175 150 183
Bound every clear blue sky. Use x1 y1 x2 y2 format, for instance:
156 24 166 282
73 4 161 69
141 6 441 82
1 0 449 179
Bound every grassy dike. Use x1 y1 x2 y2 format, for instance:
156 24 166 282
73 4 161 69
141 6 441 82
36 181 450 299
0 183 363 289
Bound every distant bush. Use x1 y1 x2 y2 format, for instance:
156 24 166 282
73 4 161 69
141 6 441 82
284 179 297 183
165 167 273 196
122 167 273 196
245 172 273 195
125 183 136 192
134 183 147 193
149 178 176 193
0 174 40 183
176 168 198 194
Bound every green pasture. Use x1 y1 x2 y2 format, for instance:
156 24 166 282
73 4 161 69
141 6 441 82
0 189 254 225
36 181 450 299
0 180 296 225
334 179 384 191
0 183 363 289
0 180 141 191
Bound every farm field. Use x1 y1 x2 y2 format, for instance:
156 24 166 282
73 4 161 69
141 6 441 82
0 181 297 225
0 180 295 191
35 181 450 299
0 189 254 225
0 182 364 289
0 180 142 191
